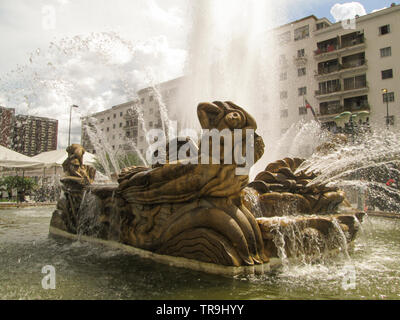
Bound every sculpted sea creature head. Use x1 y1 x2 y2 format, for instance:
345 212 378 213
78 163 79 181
197 101 257 131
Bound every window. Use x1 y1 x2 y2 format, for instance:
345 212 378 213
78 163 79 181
149 121 153 128
280 109 289 118
106 127 110 132
383 92 395 103
107 117 110 121
279 72 287 81
113 114 116 119
280 91 288 99
279 54 287 66
298 87 307 96
100 119 104 123
380 47 392 57
344 74 367 90
294 25 309 41
382 69 393 79
119 123 122 128
297 49 305 58
379 24 390 35
126 131 130 137
298 68 306 77
299 107 307 115
113 124 116 129
149 95 154 102
278 31 291 44
120 112 123 117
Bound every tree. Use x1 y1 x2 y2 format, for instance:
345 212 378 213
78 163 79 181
0 176 37 201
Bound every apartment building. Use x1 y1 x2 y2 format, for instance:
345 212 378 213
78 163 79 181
81 101 136 155
81 77 183 156
1 106 58 156
13 115 58 156
313 4 400 130
275 4 400 132
0 106 15 148
274 15 328 133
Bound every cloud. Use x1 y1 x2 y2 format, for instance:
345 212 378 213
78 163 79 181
0 32 187 149
372 7 387 13
330 2 367 22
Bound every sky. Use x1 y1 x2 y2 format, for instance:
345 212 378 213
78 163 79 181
0 0 393 148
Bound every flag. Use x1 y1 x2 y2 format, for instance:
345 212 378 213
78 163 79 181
386 179 395 186
305 99 316 118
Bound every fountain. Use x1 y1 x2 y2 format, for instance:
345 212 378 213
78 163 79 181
49 101 364 276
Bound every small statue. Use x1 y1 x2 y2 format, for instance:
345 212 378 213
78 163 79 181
61 144 96 186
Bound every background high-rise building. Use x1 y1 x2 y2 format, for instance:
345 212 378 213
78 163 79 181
274 4 400 131
13 115 58 156
1 107 58 156
0 106 15 149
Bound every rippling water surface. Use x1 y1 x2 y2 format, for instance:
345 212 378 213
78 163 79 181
1 207 399 300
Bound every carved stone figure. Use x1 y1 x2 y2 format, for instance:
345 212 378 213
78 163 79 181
246 157 351 216
50 101 364 274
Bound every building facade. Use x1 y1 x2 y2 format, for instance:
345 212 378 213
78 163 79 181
13 115 58 156
1 106 58 156
0 106 15 148
81 77 183 157
81 4 400 159
275 4 400 132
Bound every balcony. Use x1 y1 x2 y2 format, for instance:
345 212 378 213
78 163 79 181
317 103 370 122
320 104 344 116
315 59 367 79
314 33 365 60
315 85 342 99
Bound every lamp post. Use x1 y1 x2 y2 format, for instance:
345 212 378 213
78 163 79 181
382 88 390 129
68 105 79 146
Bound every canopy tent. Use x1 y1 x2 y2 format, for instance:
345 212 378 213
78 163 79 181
0 145 44 169
31 149 97 168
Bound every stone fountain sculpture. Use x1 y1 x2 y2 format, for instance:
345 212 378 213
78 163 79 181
50 101 364 275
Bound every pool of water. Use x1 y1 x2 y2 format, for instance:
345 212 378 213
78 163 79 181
1 206 399 300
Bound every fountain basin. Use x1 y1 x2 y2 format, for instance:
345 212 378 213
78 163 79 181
50 183 364 276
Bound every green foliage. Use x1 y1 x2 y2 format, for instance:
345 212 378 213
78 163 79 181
0 176 38 194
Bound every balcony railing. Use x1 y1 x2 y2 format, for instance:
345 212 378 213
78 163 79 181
344 103 370 112
314 36 365 56
319 103 370 116
320 105 344 116
342 59 367 70
314 45 338 56
343 83 368 92
316 59 367 76
315 86 342 96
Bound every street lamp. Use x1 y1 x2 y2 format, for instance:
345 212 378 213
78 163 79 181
382 88 390 129
68 105 79 146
